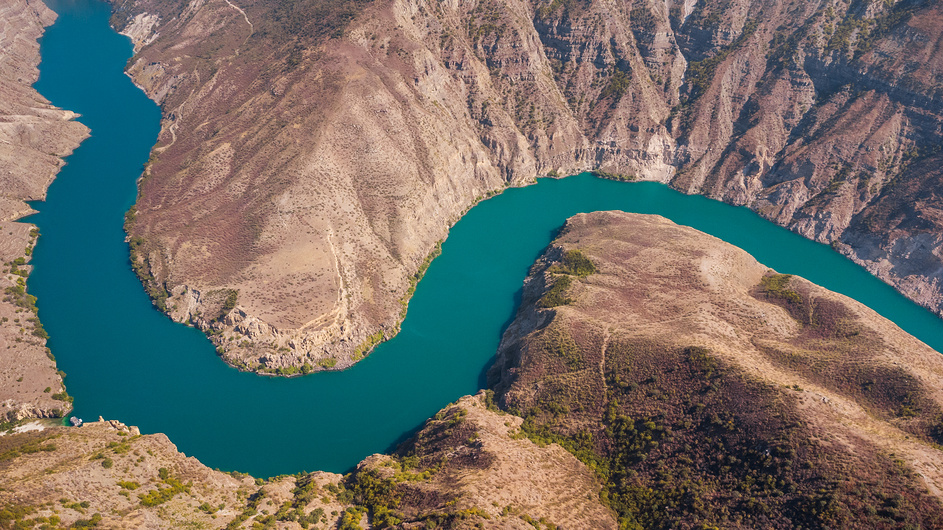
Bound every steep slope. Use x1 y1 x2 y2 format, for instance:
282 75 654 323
489 211 943 528
0 419 354 529
108 0 943 372
0 0 89 421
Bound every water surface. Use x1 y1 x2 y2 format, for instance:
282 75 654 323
30 0 943 478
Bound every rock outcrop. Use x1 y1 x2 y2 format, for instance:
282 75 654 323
0 0 89 421
0 419 353 529
107 0 943 372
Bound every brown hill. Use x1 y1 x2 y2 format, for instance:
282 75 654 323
0 0 88 422
0 395 613 529
490 210 943 528
3 211 943 528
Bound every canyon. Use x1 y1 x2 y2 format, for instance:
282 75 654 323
1 0 942 527
106 0 943 372
0 0 88 422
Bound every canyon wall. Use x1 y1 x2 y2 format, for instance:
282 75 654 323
109 0 943 372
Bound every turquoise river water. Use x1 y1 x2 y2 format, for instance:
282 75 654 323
27 0 943 478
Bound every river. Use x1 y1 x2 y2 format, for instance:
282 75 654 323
28 0 943 478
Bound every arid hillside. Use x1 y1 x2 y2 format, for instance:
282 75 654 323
0 395 614 529
0 0 88 422
108 0 943 372
490 211 943 528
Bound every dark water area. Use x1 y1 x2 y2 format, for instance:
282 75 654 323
28 0 943 478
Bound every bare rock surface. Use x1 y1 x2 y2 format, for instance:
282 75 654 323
0 0 88 422
104 0 943 372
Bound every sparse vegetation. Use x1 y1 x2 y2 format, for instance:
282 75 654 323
399 242 443 321
539 249 596 308
137 468 192 507
538 275 573 308
685 19 759 101
319 357 338 369
759 273 802 305
127 236 169 312
352 330 384 361
592 170 636 182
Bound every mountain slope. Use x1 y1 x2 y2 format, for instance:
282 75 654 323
5 211 943 528
490 210 943 528
109 0 943 372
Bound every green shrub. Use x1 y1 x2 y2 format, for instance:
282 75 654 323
352 331 384 361
138 469 191 507
51 392 73 403
318 357 337 369
538 276 573 308
559 250 596 277
760 274 802 305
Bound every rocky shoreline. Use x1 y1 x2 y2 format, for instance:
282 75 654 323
4 211 943 528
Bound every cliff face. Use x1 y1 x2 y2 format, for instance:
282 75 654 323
0 0 89 421
490 211 943 528
108 0 943 371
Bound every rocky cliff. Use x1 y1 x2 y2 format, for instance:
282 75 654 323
490 211 943 528
108 0 943 372
0 0 89 421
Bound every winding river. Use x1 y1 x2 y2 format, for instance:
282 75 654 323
29 0 943 478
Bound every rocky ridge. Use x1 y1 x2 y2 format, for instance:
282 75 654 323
107 0 943 373
0 0 89 421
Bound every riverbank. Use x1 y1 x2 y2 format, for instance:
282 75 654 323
489 211 943 527
4 211 943 528
107 0 943 371
0 0 87 424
